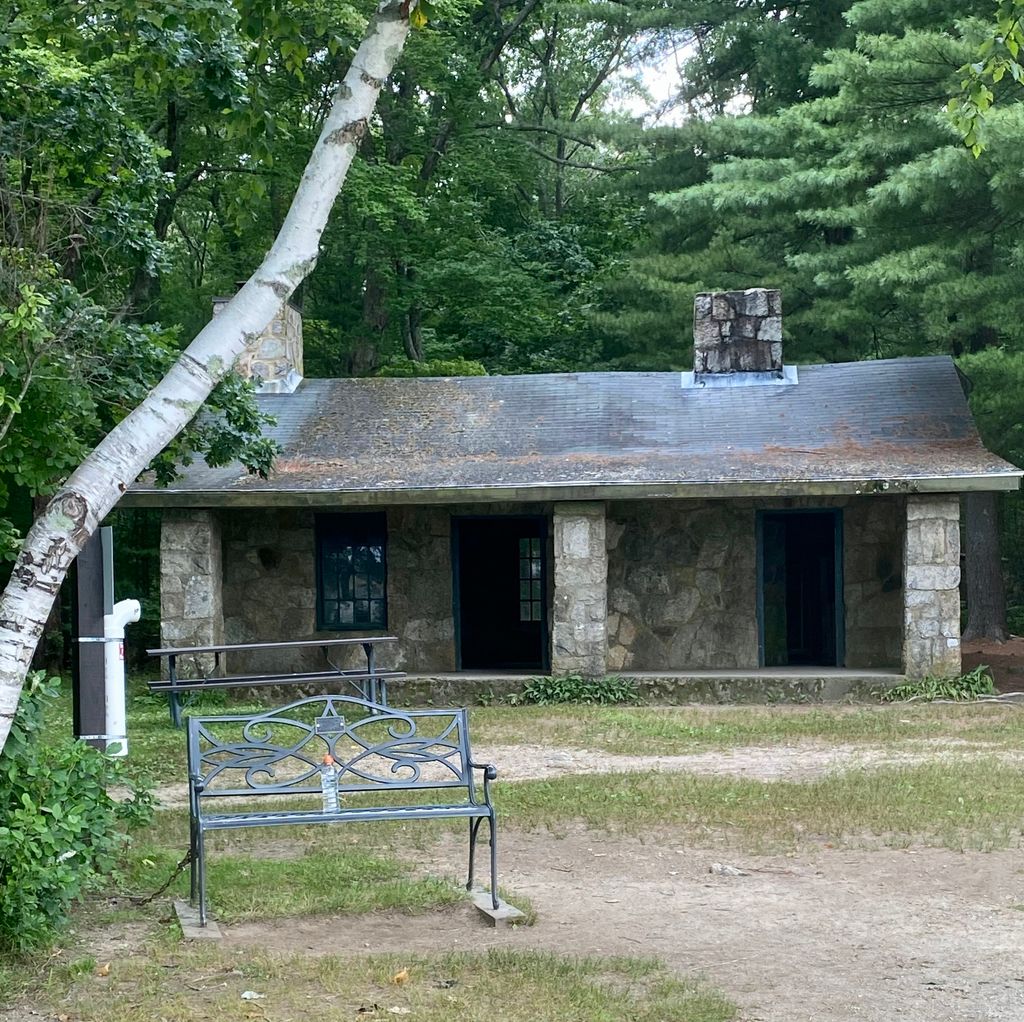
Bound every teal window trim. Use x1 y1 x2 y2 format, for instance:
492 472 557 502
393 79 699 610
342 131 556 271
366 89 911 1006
315 512 388 631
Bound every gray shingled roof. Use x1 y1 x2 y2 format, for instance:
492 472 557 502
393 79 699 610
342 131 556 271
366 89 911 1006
124 355 1020 507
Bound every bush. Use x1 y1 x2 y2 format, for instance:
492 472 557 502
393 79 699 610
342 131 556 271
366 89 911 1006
511 674 640 706
1007 606 1024 636
0 673 152 951
880 665 996 703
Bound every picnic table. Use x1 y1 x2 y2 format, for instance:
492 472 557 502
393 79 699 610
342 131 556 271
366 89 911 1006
147 636 403 727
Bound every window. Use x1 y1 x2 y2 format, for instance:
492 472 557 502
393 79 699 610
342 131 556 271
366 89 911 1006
316 513 387 630
519 537 543 622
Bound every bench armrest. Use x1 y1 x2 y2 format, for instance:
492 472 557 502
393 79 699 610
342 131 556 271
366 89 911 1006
469 761 498 781
469 760 498 805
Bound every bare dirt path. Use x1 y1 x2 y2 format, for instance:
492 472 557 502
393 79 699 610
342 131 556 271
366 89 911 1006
226 829 1024 1022
140 738 1024 808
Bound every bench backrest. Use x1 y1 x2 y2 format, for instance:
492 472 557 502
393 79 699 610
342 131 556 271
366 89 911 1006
187 695 474 799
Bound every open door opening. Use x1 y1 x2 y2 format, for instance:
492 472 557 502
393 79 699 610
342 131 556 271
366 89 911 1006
760 511 843 667
454 517 548 671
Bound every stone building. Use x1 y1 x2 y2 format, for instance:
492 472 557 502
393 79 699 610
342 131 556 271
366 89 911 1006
125 289 1021 694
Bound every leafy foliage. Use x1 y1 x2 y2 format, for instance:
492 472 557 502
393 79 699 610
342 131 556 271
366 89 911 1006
0 674 152 951
511 674 640 706
880 666 997 703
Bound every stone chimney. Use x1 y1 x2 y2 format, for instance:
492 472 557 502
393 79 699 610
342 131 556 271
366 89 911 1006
693 288 782 375
212 295 304 393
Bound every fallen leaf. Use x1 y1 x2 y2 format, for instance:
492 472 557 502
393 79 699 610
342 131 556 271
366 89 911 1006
387 1009 411 1016
392 968 410 985
56 1015 70 1021
240 991 266 1001
432 979 456 989
95 963 111 978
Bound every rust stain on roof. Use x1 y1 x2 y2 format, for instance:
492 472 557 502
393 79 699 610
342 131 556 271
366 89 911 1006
129 357 1020 499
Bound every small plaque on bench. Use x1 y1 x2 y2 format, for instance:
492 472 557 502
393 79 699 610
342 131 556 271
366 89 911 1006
314 715 347 734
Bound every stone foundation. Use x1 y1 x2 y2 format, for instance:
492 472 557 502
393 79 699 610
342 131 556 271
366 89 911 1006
902 495 961 678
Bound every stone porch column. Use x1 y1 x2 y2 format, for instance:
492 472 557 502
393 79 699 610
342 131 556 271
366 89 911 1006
902 495 961 679
160 510 224 677
551 502 607 677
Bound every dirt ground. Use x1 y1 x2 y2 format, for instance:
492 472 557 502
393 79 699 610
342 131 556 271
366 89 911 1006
963 634 1024 694
227 830 1024 1022
13 728 1024 1022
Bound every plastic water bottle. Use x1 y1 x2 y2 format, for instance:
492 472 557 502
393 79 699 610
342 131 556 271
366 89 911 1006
320 753 339 813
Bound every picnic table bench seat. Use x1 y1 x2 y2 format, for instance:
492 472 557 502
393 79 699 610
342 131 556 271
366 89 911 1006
186 694 499 926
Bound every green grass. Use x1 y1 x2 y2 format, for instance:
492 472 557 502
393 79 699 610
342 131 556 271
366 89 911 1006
469 703 1024 755
493 759 1024 852
124 843 466 923
22 946 736 1022
43 676 1024 790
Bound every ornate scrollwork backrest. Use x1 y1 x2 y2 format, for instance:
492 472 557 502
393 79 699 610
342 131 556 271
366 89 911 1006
187 694 471 798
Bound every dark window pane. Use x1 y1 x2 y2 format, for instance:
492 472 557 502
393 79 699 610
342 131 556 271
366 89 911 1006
532 603 542 621
520 601 531 621
519 558 530 580
317 513 388 631
532 580 542 600
530 538 541 557
520 581 530 600
530 559 542 578
519 538 529 555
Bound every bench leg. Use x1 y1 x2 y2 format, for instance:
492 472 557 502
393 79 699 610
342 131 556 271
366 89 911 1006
466 817 485 892
197 828 208 927
189 816 198 905
487 811 498 910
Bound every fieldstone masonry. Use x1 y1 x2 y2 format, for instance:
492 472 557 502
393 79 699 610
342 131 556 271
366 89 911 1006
902 494 961 678
693 288 783 374
212 296 304 393
160 510 224 678
552 502 607 677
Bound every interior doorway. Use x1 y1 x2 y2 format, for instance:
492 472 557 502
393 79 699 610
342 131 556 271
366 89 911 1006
453 516 548 671
759 510 844 667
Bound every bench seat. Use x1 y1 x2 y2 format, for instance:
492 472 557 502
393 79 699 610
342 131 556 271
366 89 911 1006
201 801 492 831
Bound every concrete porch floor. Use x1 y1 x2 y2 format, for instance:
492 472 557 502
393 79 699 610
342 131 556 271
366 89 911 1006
396 668 905 705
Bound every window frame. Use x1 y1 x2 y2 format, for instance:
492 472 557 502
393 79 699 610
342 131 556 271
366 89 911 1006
314 512 388 632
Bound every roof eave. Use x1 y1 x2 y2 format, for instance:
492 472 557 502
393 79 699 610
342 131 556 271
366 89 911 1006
119 472 1023 509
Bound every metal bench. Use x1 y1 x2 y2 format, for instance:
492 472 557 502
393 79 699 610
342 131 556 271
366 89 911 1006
187 693 499 926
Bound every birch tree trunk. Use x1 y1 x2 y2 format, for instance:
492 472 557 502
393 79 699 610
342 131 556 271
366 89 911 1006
0 0 414 753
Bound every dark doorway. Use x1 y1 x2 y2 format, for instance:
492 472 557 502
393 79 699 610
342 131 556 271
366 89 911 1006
759 511 843 668
454 517 548 671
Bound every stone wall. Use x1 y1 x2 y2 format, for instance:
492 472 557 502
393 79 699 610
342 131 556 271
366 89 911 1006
551 502 607 676
159 510 224 677
220 507 455 675
606 500 759 670
606 496 905 672
902 494 961 678
843 497 905 668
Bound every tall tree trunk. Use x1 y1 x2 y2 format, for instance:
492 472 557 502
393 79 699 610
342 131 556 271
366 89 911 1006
0 0 415 753
962 491 1009 643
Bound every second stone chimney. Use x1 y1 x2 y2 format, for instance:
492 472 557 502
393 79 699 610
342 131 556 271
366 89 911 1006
693 287 782 375
212 295 304 394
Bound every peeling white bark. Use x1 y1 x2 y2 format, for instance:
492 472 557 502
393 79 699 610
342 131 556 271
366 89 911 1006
0 0 414 752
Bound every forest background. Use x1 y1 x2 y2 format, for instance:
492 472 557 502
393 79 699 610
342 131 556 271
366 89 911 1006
1 0 1023 664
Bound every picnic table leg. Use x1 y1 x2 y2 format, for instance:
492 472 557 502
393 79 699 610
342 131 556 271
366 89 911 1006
362 642 377 705
168 655 182 728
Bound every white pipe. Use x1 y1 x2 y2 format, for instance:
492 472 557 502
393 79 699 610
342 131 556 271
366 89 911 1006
103 599 140 757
